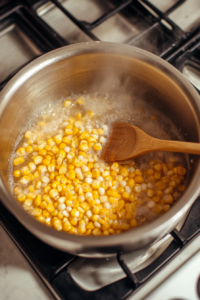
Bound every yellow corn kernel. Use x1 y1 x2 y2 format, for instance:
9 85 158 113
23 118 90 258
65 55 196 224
13 170 21 178
91 206 100 214
36 215 45 223
20 175 30 185
177 165 186 176
77 96 85 105
34 195 42 206
65 128 74 135
87 136 96 143
53 134 62 145
79 143 89 151
53 219 63 231
33 156 43 165
59 165 67 175
64 99 72 108
80 202 90 211
152 195 160 203
49 189 59 199
46 203 55 213
156 182 165 190
109 163 118 172
118 186 124 194
163 204 170 212
70 208 79 218
93 143 102 151
25 146 33 153
162 164 168 174
127 179 135 188
52 181 60 189
77 226 86 234
68 170 76 180
70 217 78 226
97 128 104 135
28 186 34 193
106 189 119 198
92 228 101 236
154 204 163 213
120 223 130 231
42 185 50 194
92 169 100 178
88 110 95 118
80 131 89 140
37 165 47 174
42 158 50 166
119 167 129 177
147 189 155 198
21 166 30 176
86 198 95 206
38 121 46 127
163 194 173 204
31 208 42 217
16 147 26 156
147 169 154 176
134 175 144 184
38 149 46 156
130 219 137 227
62 221 71 232
13 157 24 165
92 180 101 189
178 185 185 192
24 131 32 139
27 193 36 200
108 197 118 204
85 222 94 230
154 171 161 180
17 194 26 202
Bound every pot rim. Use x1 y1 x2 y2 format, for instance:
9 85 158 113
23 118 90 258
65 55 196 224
0 42 200 251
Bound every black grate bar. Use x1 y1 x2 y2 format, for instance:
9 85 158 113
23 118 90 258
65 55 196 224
0 4 22 20
82 0 133 30
117 253 139 289
165 28 200 62
165 0 186 15
51 0 99 41
171 228 186 247
20 6 67 48
141 0 185 36
17 9 57 50
126 22 158 45
48 256 77 282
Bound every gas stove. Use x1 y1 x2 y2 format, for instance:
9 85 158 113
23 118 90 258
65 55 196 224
0 1 200 300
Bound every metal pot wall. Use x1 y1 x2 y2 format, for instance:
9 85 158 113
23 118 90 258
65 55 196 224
0 42 199 257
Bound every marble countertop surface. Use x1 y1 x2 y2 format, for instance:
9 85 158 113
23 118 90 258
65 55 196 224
0 225 54 300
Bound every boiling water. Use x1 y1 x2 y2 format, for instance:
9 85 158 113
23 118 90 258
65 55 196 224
10 92 189 231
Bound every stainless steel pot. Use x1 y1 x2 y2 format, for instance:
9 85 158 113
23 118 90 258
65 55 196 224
0 42 200 257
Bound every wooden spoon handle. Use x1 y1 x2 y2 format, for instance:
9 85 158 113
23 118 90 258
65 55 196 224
152 138 200 155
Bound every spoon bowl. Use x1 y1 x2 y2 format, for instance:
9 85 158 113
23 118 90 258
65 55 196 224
100 122 200 162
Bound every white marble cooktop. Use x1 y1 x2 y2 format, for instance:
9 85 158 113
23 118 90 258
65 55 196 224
0 225 54 300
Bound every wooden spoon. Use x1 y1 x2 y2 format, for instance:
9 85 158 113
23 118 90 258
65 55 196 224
100 121 200 162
